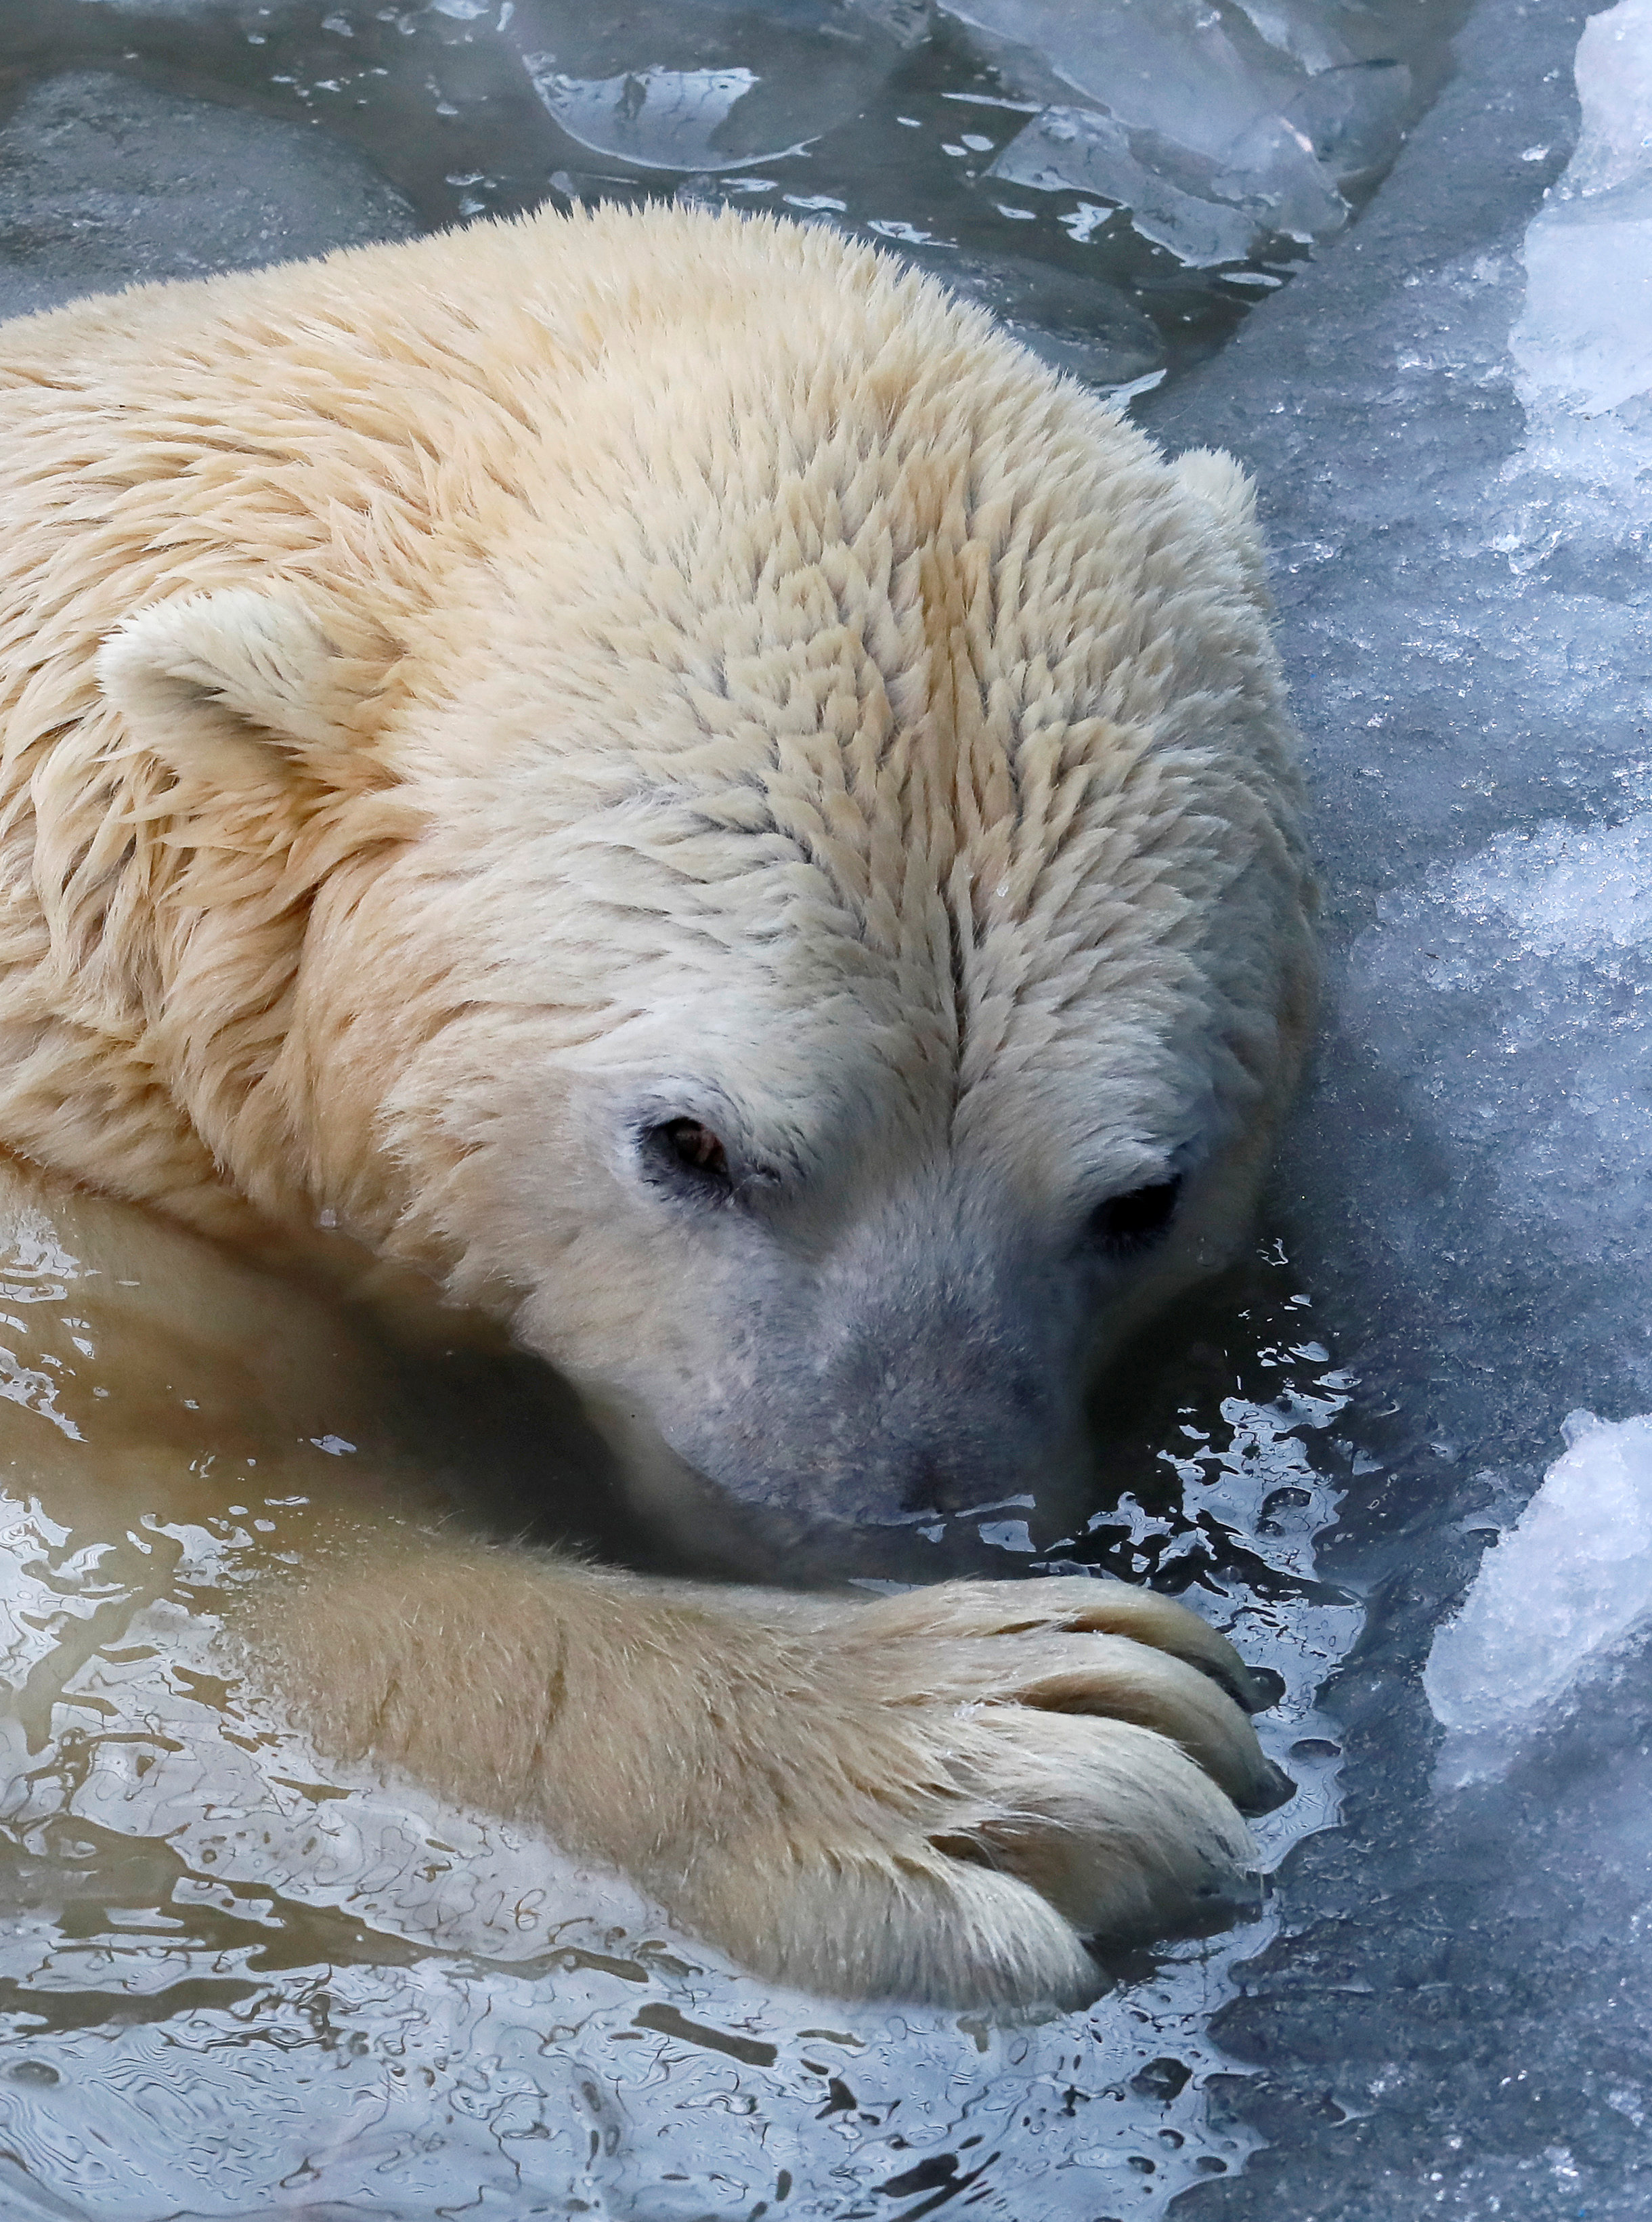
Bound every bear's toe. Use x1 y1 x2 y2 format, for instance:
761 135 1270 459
939 1708 1259 1950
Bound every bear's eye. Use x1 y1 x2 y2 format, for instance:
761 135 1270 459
1087 1174 1183 1254
645 1117 732 1197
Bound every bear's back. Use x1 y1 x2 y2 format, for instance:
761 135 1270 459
0 204 1171 672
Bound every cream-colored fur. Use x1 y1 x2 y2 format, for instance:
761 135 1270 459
0 1148 1278 2009
265 1552 1275 2011
0 204 1315 2003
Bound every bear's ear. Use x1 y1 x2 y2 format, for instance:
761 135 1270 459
97 589 386 794
1172 448 1271 614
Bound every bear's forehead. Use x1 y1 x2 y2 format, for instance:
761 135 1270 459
416 433 1278 1051
334 211 1298 1098
442 389 1267 905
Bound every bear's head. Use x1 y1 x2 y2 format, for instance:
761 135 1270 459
96 228 1314 1558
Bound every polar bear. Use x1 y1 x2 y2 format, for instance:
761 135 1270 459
0 204 1315 2006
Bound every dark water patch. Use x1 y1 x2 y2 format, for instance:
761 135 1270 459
1 0 1466 396
634 2000 780 2066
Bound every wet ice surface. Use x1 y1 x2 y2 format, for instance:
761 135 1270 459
0 0 1461 389
1133 0 1652 2210
0 0 1646 2214
0 68 418 320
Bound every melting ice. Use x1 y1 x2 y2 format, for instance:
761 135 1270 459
1511 0 1652 418
1427 1413 1652 1786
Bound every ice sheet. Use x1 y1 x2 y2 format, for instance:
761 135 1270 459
963 0 1346 263
522 62 783 173
990 104 1278 268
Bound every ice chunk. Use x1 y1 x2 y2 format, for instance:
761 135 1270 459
1550 0 1652 202
1519 181 1652 421
1285 59 1413 186
1234 0 1357 77
955 0 1348 263
957 0 1454 268
519 5 911 179
1426 1413 1652 1785
1506 0 1652 540
991 107 1269 268
949 0 1311 153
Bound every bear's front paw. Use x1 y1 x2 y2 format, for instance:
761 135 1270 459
681 1576 1286 2009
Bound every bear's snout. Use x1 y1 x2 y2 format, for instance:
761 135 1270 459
633 1231 1099 1548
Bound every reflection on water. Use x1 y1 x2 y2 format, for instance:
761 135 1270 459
3 0 1464 395
0 1158 1365 2217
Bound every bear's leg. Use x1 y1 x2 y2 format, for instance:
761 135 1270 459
252 1549 1282 2009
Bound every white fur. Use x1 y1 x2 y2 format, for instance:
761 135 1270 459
0 205 1315 2001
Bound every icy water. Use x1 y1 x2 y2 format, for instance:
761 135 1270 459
0 1158 1364 2218
1 0 1646 2217
1 0 1464 375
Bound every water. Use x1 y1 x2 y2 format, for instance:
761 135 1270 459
0 0 1465 382
0 0 1634 2215
0 1156 1362 2217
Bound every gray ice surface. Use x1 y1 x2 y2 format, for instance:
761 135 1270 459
1139 0 1652 2211
0 70 418 324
